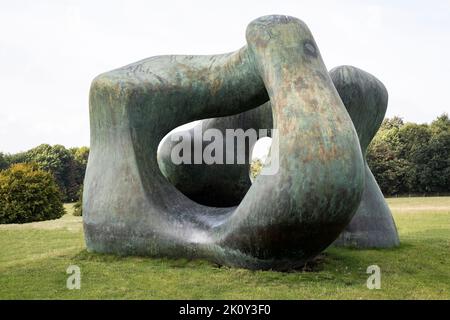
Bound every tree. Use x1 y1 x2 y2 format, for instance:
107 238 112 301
368 114 450 196
22 144 90 202
70 146 89 167
73 186 83 216
69 146 89 203
430 113 450 134
0 163 65 224
367 138 410 195
396 123 432 193
0 145 90 202
5 151 27 166
381 116 404 130
0 153 9 170
427 114 450 192
24 144 73 201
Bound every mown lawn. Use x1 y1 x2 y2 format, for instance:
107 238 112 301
0 199 449 299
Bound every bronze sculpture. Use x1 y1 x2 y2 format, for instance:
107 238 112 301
84 15 398 271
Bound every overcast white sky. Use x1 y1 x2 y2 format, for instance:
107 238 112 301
1 0 449 153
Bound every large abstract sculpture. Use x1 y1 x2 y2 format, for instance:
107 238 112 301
84 15 396 271
158 66 399 248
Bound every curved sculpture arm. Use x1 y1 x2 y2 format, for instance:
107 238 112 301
211 16 364 259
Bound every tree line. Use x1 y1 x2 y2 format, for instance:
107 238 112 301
366 113 450 196
0 113 449 203
0 144 89 202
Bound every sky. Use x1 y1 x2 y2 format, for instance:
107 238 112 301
1 0 449 153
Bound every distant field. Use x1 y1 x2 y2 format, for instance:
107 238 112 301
0 199 449 299
387 196 450 212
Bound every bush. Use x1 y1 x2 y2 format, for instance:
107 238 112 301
0 163 65 224
73 186 83 216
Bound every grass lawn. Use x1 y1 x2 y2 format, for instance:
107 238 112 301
0 199 449 299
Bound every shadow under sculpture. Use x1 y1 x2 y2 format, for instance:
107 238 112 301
84 15 368 270
158 66 399 248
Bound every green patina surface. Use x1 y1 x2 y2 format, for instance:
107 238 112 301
84 15 365 270
159 66 399 249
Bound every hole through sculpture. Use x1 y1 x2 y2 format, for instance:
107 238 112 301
84 15 377 270
249 137 273 182
157 105 274 207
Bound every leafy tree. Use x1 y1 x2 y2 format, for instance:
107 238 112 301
19 144 89 202
71 146 89 167
0 153 9 170
381 116 404 130
0 145 89 202
368 114 450 196
24 144 74 201
69 147 89 203
430 113 450 134
0 163 65 224
396 123 432 193
367 138 410 195
73 186 83 216
5 151 27 165
426 114 450 192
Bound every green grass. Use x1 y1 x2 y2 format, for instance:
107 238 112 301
0 199 449 299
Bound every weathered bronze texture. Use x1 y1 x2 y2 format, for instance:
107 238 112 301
158 66 399 248
84 15 389 270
